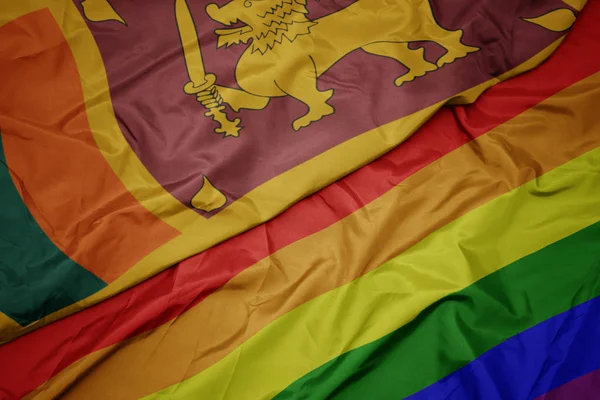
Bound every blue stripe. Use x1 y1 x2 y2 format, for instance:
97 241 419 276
407 295 600 400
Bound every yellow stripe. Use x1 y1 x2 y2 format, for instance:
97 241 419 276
148 115 600 398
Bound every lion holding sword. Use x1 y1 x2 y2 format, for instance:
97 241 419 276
205 0 479 131
81 0 479 134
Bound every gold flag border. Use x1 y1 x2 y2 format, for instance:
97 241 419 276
0 0 581 342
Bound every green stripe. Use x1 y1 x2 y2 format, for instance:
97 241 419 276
275 220 600 399
0 134 106 326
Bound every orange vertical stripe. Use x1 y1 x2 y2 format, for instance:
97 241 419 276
0 9 179 283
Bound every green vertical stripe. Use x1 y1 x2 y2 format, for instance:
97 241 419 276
0 134 106 326
275 220 600 399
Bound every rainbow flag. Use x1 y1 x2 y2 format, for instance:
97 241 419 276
1 0 599 398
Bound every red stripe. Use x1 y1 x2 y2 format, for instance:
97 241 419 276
1 3 599 397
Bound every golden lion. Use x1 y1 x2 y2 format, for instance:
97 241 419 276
206 0 480 131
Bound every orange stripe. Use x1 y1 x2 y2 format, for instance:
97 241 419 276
26 65 600 399
0 9 179 283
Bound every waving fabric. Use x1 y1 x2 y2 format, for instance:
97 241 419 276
0 0 598 399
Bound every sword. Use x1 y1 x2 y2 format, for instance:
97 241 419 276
175 0 242 137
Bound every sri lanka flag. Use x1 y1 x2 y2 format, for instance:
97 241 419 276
1 0 599 399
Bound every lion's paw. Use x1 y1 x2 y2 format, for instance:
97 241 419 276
437 45 479 68
395 74 416 87
436 52 457 68
395 62 437 87
292 104 335 131
293 118 310 131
